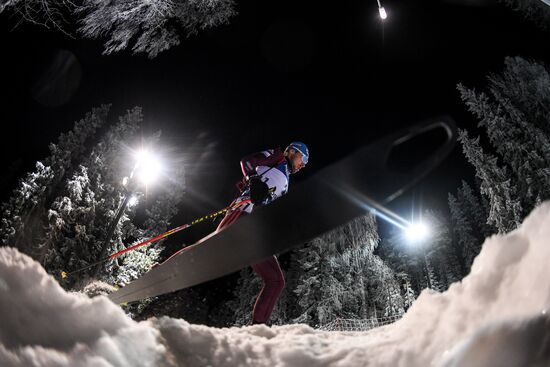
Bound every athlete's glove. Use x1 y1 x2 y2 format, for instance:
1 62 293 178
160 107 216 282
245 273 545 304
248 176 270 205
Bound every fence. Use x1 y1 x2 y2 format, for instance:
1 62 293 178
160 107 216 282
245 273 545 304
318 314 403 332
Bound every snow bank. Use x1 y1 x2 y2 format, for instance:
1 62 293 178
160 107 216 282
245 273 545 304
1 203 550 367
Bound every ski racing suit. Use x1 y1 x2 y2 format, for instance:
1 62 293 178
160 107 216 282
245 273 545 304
216 147 290 324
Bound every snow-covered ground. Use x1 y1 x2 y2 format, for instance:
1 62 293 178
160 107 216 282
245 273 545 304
1 203 550 367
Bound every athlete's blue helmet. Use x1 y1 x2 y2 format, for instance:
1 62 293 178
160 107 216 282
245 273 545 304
286 141 309 164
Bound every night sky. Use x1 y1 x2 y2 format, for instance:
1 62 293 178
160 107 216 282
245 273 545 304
1 0 549 238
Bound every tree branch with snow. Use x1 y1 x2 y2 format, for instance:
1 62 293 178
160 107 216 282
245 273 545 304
0 0 237 58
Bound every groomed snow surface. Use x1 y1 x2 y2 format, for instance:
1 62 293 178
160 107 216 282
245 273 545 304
1 203 550 367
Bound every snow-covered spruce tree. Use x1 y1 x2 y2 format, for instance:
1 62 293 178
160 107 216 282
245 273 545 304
290 214 399 326
459 76 550 208
366 257 404 318
327 214 381 320
447 180 493 273
485 57 550 138
78 0 237 58
499 0 550 30
424 255 441 292
0 105 109 258
0 162 54 258
458 57 550 232
41 107 186 291
457 180 493 240
333 246 372 320
422 209 462 290
399 273 416 311
292 234 346 326
448 193 478 273
377 207 463 296
41 107 142 283
0 0 237 58
377 228 429 296
458 130 523 233
0 0 73 33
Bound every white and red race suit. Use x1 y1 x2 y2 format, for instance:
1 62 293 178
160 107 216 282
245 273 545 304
235 147 291 213
215 146 290 324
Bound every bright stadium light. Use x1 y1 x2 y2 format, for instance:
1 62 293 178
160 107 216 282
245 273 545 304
376 0 387 20
405 222 430 243
134 149 162 185
379 6 387 19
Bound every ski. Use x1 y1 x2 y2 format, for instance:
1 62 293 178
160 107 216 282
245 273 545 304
108 117 457 304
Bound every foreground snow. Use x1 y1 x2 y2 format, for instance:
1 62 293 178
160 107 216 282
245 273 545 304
1 204 550 367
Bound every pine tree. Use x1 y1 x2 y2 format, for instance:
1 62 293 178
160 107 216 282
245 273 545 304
457 180 493 239
377 207 465 296
489 57 550 137
365 256 404 317
423 251 442 291
459 77 550 214
79 0 237 58
422 209 462 290
289 214 391 326
445 180 495 275
377 227 426 296
398 273 416 310
337 246 373 319
457 57 550 233
448 192 482 272
292 234 343 326
488 59 550 207
0 0 237 58
458 130 522 233
0 105 109 257
3 106 187 292
40 107 143 283
41 165 95 272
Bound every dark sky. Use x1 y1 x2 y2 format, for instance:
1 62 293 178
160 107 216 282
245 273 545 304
1 0 549 233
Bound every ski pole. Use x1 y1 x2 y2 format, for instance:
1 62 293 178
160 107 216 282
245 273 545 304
60 198 251 279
